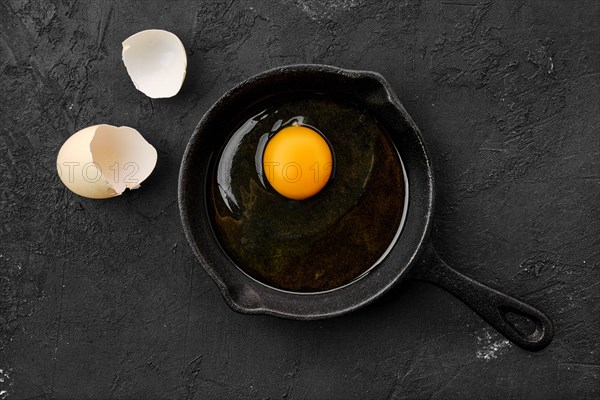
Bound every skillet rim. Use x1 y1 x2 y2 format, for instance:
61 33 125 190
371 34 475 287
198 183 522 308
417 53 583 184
178 64 434 319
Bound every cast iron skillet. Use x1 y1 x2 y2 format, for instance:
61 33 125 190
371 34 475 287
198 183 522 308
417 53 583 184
179 64 553 351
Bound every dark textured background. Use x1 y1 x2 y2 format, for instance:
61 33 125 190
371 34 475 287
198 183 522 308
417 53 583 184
1 0 599 399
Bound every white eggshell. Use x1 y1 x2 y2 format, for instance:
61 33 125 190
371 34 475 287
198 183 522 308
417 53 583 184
121 29 187 98
56 125 158 199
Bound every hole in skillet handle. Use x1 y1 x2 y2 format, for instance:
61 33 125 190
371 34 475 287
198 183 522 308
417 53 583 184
412 243 554 351
501 308 539 337
492 299 553 350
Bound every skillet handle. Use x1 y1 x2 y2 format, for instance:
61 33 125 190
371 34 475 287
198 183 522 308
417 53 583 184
413 243 553 351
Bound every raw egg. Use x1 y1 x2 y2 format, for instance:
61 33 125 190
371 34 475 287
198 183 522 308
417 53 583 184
210 94 406 292
262 125 333 200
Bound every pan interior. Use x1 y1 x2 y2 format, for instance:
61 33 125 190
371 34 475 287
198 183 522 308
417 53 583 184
207 92 408 293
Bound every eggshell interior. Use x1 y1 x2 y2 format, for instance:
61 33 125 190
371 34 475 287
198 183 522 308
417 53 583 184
90 125 157 193
122 29 187 98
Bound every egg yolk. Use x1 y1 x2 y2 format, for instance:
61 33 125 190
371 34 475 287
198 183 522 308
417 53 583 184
262 125 333 200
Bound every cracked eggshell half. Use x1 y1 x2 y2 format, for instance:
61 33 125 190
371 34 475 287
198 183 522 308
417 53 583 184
56 125 158 199
122 29 187 98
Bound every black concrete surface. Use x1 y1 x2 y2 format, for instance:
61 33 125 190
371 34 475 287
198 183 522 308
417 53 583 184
0 0 598 399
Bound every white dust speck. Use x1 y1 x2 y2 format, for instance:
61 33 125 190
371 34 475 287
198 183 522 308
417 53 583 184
0 368 10 398
475 328 512 361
